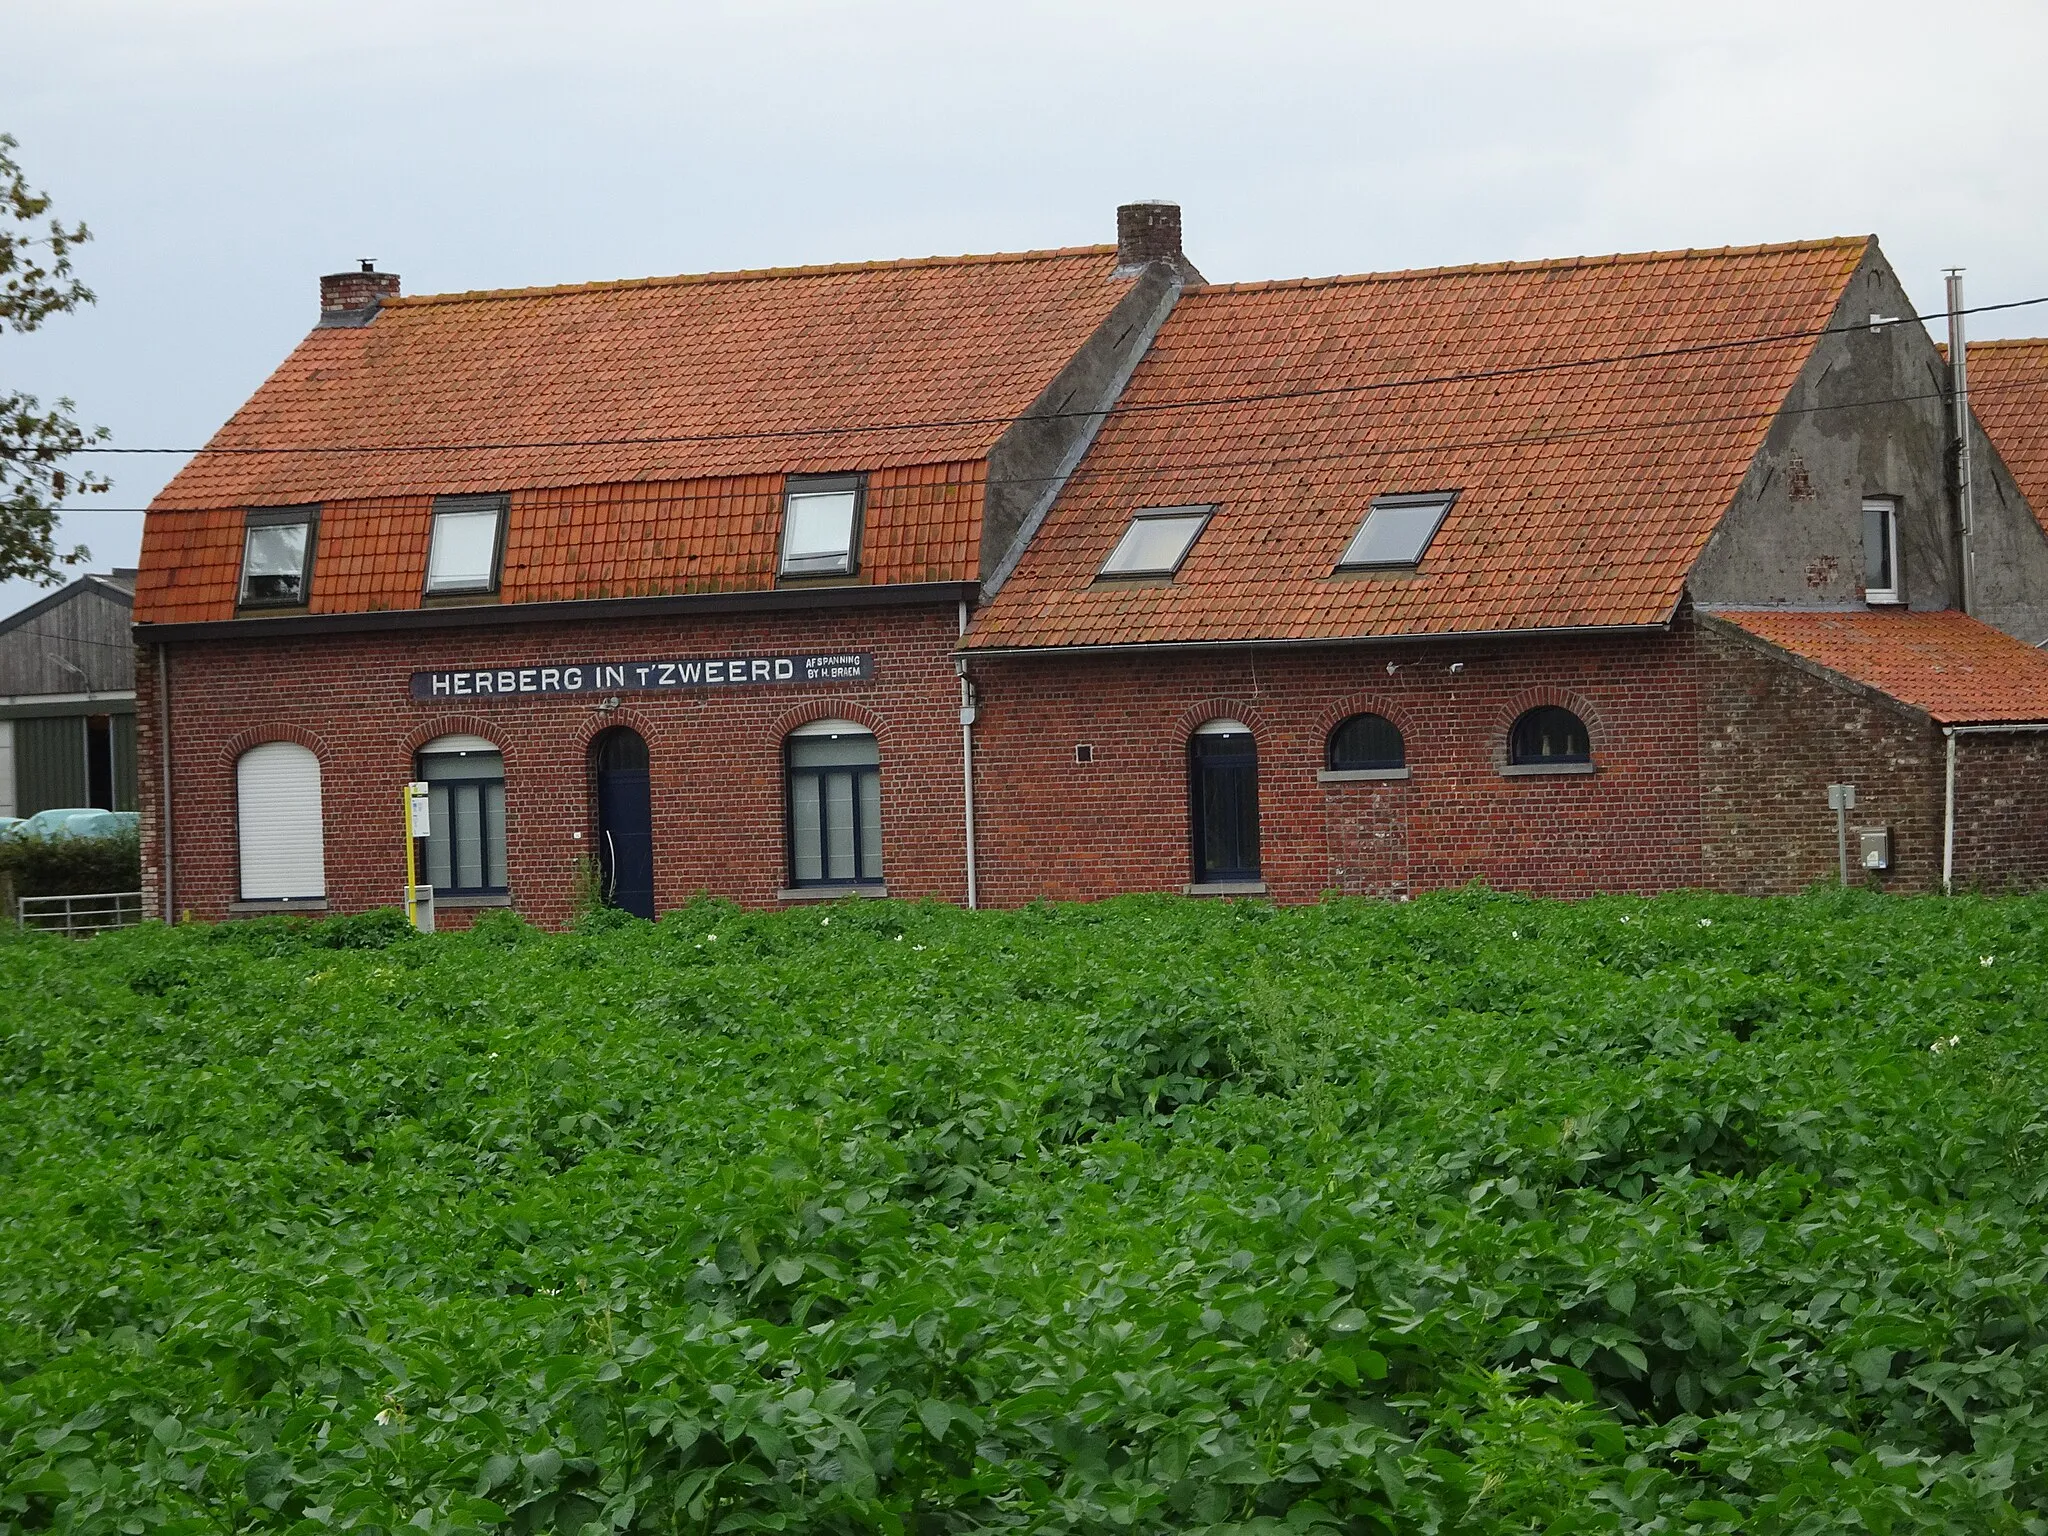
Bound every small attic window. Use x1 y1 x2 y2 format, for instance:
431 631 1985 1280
1338 492 1456 570
426 495 507 595
780 475 865 577
1098 505 1214 579
239 505 319 608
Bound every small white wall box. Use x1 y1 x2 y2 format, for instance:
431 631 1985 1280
1858 828 1891 871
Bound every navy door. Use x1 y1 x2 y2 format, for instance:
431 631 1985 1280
590 727 654 918
1190 727 1260 883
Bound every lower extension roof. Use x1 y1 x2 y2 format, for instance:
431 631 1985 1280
964 238 1870 652
1711 607 2048 726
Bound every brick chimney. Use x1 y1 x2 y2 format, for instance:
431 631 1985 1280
1114 201 1201 281
318 260 400 327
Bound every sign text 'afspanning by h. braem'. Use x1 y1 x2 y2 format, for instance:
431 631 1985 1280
410 653 872 700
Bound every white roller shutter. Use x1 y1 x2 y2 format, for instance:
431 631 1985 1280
237 742 326 899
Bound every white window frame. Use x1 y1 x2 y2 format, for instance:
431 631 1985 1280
1097 505 1215 579
1863 497 1902 605
779 475 865 578
425 494 508 596
1337 492 1456 571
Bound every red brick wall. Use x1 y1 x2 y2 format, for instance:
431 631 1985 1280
965 629 1708 904
143 604 970 926
1697 622 1944 893
1951 731 2048 893
138 606 2048 925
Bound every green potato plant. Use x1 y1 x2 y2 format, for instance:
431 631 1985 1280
3 890 2045 1534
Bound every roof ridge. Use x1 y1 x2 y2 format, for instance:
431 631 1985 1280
1184 235 1872 297
384 244 1121 308
1956 337 2048 348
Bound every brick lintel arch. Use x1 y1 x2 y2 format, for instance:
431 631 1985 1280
218 721 333 773
1311 693 1422 748
1173 699 1272 749
403 714 513 761
1493 686 1607 767
769 699 889 745
575 706 664 760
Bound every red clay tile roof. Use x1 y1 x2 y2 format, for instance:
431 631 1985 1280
965 238 1870 651
1957 339 2048 534
138 248 1129 623
1712 607 2048 725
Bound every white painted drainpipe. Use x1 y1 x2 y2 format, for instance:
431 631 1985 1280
957 599 979 910
1942 722 2048 893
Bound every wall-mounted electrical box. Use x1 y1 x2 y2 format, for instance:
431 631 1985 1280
1858 827 1891 871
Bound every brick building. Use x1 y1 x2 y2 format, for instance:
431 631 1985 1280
134 209 2048 922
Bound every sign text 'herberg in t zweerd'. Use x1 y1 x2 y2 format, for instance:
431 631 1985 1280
410 653 873 700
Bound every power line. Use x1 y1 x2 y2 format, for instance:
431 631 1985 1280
30 292 2048 461
39 371 2048 514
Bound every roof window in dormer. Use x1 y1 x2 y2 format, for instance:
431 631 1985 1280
780 475 865 577
239 505 319 609
1337 492 1456 570
1098 505 1214 579
425 494 507 595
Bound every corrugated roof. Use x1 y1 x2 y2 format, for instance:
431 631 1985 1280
1713 607 2048 725
965 238 1870 651
1959 339 2048 533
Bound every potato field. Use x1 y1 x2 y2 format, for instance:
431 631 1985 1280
4 891 2047 1534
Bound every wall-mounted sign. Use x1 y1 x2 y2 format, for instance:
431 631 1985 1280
411 652 873 701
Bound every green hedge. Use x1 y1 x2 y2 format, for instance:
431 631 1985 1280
3 890 2046 1533
0 827 140 904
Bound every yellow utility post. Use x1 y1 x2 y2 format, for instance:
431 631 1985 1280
405 780 431 930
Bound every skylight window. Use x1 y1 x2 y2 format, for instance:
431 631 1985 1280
425 494 507 595
1098 506 1214 578
780 475 864 577
1337 492 1456 570
239 505 318 608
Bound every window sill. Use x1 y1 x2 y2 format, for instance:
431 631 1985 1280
1318 766 1410 782
422 589 502 607
229 897 328 914
778 884 889 902
1864 595 1905 607
236 603 310 617
1184 880 1267 897
1500 761 1597 777
432 891 513 909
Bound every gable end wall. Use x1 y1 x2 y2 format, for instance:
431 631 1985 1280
1689 244 2048 643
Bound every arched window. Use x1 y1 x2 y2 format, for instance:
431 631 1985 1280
236 741 325 900
1190 719 1259 883
1509 706 1591 765
417 734 506 896
1326 712 1405 771
787 719 882 887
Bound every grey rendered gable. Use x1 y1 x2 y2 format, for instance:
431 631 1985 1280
1687 241 2048 645
978 263 1187 593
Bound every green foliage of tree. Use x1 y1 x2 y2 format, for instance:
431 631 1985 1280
3 889 2048 1533
1 132 105 585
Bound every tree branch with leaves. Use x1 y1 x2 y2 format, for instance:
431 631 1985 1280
2 132 106 585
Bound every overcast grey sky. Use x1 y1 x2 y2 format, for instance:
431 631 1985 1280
6 0 2046 620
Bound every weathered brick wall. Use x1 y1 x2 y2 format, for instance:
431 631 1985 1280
143 604 970 927
1697 622 1944 892
965 629 1708 904
1951 731 2048 892
139 605 2048 926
